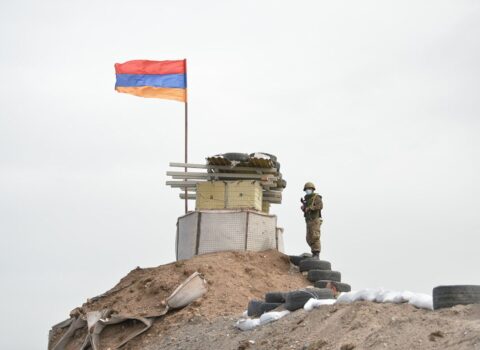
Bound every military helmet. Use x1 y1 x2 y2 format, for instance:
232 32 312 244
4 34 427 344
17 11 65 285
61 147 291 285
303 182 316 191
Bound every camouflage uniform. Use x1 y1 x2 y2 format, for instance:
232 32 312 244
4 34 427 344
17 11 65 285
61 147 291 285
303 193 323 255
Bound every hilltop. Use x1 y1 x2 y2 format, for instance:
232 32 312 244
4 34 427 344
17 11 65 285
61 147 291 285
48 250 480 350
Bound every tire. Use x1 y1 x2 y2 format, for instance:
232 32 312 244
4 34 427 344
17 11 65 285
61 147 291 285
289 253 312 266
284 288 334 311
289 255 304 266
299 259 332 272
300 253 313 257
249 152 278 162
275 179 287 189
265 292 286 303
307 270 341 283
433 285 480 310
247 300 282 317
274 161 281 172
314 280 351 292
222 153 250 162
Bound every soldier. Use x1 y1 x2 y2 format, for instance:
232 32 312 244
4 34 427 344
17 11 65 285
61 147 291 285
300 182 323 259
325 281 341 298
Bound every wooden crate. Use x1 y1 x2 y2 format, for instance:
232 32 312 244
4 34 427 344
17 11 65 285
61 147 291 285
226 180 262 210
262 201 271 214
196 181 226 210
196 181 262 211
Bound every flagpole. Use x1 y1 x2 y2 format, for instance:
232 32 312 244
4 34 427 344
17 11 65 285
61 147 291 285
184 100 188 214
184 59 188 214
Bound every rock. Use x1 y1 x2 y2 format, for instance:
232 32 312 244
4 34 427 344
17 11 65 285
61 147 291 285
340 344 355 350
429 331 445 341
303 339 328 349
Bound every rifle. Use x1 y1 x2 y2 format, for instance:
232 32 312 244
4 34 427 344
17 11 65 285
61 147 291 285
300 197 307 213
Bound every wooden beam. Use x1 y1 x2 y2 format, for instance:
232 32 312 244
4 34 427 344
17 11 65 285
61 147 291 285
169 162 278 174
263 191 283 198
179 193 281 204
166 181 281 191
179 193 197 200
263 197 282 201
264 198 282 204
167 171 277 181
178 194 281 202
166 180 199 188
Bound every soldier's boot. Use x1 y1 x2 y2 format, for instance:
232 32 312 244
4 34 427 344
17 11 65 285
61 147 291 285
312 252 320 260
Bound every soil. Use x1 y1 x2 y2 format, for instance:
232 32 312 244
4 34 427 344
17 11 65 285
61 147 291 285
140 302 480 350
49 250 310 349
49 250 480 350
80 249 309 319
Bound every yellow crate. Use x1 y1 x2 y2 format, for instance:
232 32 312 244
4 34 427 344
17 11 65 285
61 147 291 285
262 201 270 214
226 180 262 211
196 181 226 210
195 181 262 211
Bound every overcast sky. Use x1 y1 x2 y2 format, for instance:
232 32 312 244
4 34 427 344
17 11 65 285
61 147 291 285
1 0 479 348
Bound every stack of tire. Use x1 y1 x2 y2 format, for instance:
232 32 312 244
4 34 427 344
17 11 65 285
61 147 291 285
289 254 352 293
247 287 335 316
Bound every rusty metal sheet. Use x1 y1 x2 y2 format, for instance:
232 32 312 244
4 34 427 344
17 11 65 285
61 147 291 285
206 156 232 166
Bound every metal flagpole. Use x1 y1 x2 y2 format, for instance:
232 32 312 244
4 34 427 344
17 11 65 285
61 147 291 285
184 100 188 213
184 59 188 214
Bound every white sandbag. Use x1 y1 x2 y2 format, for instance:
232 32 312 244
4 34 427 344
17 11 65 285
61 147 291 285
335 289 433 310
338 289 377 303
401 290 415 301
408 293 433 310
304 298 337 311
356 288 380 301
235 318 261 331
336 291 356 303
235 310 290 331
376 290 408 303
259 310 290 325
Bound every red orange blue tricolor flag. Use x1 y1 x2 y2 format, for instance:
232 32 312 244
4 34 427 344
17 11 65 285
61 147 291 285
114 59 187 102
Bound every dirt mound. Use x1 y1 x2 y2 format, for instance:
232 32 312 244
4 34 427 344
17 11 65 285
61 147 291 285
141 302 480 350
49 250 310 349
80 249 308 318
49 250 480 350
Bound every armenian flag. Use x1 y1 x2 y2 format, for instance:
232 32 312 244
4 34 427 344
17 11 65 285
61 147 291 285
114 59 187 102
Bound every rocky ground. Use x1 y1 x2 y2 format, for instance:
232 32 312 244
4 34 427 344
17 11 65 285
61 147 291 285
140 302 480 350
49 250 480 350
